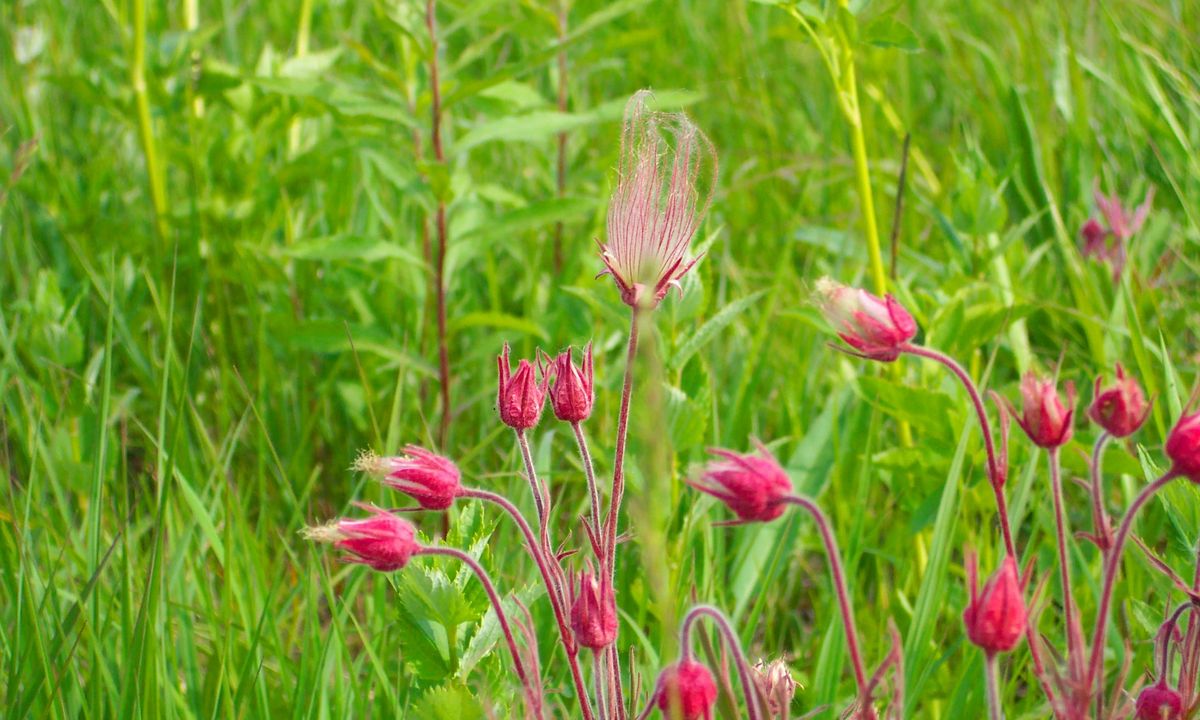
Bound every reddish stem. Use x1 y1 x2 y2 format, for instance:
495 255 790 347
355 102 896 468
1084 470 1179 713
1048 449 1083 680
417 546 543 717
515 428 552 553
606 310 640 575
426 0 451 447
572 422 604 547
783 495 869 693
984 652 1004 720
1089 433 1113 554
679 605 764 720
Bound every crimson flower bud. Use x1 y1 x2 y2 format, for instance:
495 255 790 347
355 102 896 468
1013 372 1075 449
963 555 1026 655
1088 364 1150 438
497 343 547 430
353 446 462 511
1166 410 1200 484
689 442 793 524
569 566 618 651
546 345 594 423
303 505 420 572
653 660 718 720
1135 680 1183 720
815 277 917 362
1080 217 1108 261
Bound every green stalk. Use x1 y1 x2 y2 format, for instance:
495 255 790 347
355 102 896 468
131 0 168 240
287 0 315 154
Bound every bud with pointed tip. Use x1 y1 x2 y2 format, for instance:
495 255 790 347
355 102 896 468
354 446 462 510
1166 410 1200 484
963 555 1026 655
545 345 594 423
497 343 547 430
1013 372 1075 449
752 659 796 718
815 277 917 362
1135 680 1183 720
688 441 793 524
1088 364 1150 438
654 660 718 720
303 505 420 572
569 566 618 651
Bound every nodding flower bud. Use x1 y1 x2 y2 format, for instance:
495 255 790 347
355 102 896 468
1088 364 1150 438
752 659 797 718
303 505 420 572
688 441 793 524
1135 680 1184 720
497 343 548 430
569 566 618 651
654 660 718 720
815 277 917 362
963 554 1026 655
1166 409 1200 484
545 345 594 423
354 446 462 510
1013 372 1075 449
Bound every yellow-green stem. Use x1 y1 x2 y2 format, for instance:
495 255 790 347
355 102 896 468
131 0 167 240
288 0 315 154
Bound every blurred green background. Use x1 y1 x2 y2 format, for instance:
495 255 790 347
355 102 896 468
2 0 1198 717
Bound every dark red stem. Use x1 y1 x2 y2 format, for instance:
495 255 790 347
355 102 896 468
1089 432 1113 553
679 605 764 720
1048 448 1082 680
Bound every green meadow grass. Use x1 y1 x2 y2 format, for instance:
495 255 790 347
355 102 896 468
2 0 1198 717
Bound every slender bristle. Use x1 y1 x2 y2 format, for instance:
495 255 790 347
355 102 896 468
351 449 382 475
301 522 344 544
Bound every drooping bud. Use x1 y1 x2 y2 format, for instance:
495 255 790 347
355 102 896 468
1166 410 1200 484
303 505 420 572
1088 364 1150 438
815 277 917 362
1083 184 1154 280
497 343 547 430
569 565 618 651
545 345 594 423
1013 372 1075 449
653 660 719 720
354 446 462 510
688 441 793 524
1135 680 1183 720
752 659 796 718
600 90 716 310
963 554 1026 655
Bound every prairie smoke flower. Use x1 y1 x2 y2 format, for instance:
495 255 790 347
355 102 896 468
1013 372 1075 449
497 343 547 430
1081 184 1154 279
599 90 716 310
689 442 793 524
544 344 594 423
569 566 618 650
354 446 462 510
303 505 419 572
1135 680 1183 720
1088 364 1150 438
752 659 797 718
654 660 719 720
1166 409 1200 483
815 277 917 362
963 554 1026 655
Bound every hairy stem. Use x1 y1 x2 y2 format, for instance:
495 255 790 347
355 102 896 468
984 653 1004 720
572 422 604 547
1048 449 1082 680
606 309 640 575
679 606 763 720
515 428 552 552
427 0 452 447
1089 432 1113 553
783 495 868 693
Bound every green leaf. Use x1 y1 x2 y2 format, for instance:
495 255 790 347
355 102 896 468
863 17 921 52
280 235 426 265
456 197 599 243
411 683 486 720
670 291 765 370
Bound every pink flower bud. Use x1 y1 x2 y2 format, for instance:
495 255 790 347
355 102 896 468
1083 185 1154 280
1135 680 1183 720
1087 364 1150 438
815 277 917 362
654 660 718 720
304 505 420 572
1013 372 1075 449
963 555 1026 655
600 90 716 310
545 345 594 423
354 446 462 510
689 442 793 524
1080 217 1108 261
497 343 547 430
1166 410 1200 484
569 566 618 651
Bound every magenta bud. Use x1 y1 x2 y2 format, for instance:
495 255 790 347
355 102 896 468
815 277 917 362
1135 680 1183 720
546 345 594 423
356 446 462 511
497 343 548 430
653 660 718 720
689 441 793 524
963 555 1026 655
304 505 420 572
1166 410 1200 484
1013 372 1075 449
1088 364 1150 438
569 566 618 651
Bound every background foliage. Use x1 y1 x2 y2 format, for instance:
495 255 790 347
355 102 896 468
2 0 1198 717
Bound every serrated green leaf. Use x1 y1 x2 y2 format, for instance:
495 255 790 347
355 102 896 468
412 682 486 720
671 291 765 370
